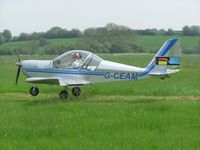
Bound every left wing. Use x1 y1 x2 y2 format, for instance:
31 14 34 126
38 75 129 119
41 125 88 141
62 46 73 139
26 77 91 86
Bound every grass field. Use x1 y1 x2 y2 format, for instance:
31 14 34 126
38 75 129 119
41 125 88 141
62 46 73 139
0 54 200 149
136 35 200 50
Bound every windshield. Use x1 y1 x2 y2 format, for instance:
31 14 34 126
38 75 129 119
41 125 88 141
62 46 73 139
81 54 102 71
52 50 102 70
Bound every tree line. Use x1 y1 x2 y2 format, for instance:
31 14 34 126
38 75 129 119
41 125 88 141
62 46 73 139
136 26 200 36
0 23 200 55
1 24 200 44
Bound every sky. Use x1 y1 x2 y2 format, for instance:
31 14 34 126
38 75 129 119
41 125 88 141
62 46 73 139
0 0 200 36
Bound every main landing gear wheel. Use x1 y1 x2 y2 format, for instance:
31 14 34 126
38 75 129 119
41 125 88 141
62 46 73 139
72 87 81 96
30 86 39 96
59 90 68 99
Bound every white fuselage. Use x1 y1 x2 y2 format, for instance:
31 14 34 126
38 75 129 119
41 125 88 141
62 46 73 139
21 59 148 84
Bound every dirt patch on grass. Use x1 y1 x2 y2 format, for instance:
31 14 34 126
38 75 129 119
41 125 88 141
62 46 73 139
0 93 200 102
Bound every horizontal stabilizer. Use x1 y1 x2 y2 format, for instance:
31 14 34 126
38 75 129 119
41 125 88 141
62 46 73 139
149 69 180 76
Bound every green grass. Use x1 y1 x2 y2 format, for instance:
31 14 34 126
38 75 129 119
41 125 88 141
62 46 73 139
0 38 82 55
0 35 199 54
48 38 82 46
0 54 200 149
136 35 200 50
0 94 200 150
0 38 81 50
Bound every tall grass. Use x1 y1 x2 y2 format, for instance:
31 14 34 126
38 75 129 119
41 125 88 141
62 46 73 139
0 94 200 150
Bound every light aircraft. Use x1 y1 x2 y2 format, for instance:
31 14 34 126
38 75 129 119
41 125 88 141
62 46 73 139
15 38 181 99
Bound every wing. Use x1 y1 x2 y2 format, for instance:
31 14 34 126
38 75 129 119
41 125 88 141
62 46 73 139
148 69 180 76
26 77 91 86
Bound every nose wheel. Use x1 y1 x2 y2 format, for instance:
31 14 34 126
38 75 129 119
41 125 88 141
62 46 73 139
72 87 81 96
30 86 39 96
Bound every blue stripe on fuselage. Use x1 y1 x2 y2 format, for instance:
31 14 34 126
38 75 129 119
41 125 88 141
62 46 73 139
23 68 105 76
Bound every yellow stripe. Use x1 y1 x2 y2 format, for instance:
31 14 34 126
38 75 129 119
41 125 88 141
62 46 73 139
158 61 167 65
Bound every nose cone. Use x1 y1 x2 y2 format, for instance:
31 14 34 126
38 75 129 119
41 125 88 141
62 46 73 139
16 61 22 67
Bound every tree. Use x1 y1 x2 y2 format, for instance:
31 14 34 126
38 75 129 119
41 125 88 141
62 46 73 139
0 33 5 44
158 29 166 35
137 29 157 35
12 36 18 42
17 33 30 41
105 23 130 31
190 26 200 35
3 29 12 42
110 42 124 53
182 26 191 35
182 25 200 36
29 32 43 40
165 28 175 36
83 28 97 37
67 29 82 38
44 26 67 39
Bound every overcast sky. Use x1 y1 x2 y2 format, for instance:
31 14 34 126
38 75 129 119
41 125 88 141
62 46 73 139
0 0 199 35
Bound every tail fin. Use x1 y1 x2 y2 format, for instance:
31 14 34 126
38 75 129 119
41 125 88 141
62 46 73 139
147 38 181 77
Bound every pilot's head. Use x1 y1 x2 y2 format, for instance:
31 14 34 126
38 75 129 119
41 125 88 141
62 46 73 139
72 52 80 61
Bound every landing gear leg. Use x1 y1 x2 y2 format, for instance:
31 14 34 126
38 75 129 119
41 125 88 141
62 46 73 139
30 86 39 96
59 87 68 99
72 87 81 97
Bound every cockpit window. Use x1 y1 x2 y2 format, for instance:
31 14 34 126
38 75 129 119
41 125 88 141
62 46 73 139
81 54 102 71
52 50 91 69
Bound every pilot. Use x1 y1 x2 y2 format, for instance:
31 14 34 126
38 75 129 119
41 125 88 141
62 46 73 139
71 52 82 69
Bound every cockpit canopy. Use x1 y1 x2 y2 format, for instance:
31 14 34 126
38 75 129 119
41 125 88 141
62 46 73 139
52 50 103 71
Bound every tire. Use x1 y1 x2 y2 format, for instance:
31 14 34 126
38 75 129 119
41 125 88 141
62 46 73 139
72 87 81 96
59 90 68 99
30 86 39 96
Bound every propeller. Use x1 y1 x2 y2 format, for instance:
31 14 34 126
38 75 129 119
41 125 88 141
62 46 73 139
15 54 22 86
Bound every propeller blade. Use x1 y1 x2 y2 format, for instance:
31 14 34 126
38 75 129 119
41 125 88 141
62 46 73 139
15 49 22 86
14 49 21 62
17 55 21 63
15 66 21 86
